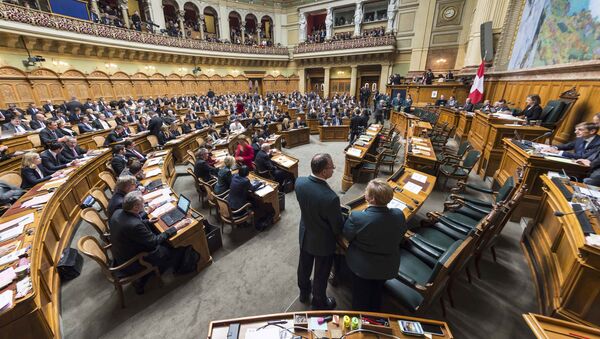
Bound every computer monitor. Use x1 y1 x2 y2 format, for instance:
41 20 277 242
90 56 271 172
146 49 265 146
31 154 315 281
176 194 191 213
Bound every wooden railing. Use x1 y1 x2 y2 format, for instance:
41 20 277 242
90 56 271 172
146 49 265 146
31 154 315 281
294 34 396 54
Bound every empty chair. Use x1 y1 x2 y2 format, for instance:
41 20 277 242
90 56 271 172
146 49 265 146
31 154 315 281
77 235 163 308
444 176 516 220
99 171 116 192
0 171 22 188
80 207 111 244
357 152 384 181
89 187 110 215
437 150 481 189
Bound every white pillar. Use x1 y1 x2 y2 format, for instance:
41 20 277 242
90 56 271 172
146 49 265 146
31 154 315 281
353 1 363 37
324 67 331 99
218 4 229 41
408 0 436 72
325 7 333 40
119 0 130 29
298 68 305 94
240 21 246 44
379 64 391 94
350 65 358 98
198 15 205 40
148 0 165 30
178 10 186 34
298 12 307 43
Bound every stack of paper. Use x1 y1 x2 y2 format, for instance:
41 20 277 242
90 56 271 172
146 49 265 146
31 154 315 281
21 193 54 208
387 198 408 211
579 188 600 199
0 290 13 312
143 188 171 201
411 172 428 183
151 203 175 218
40 177 68 190
346 148 362 157
403 182 422 194
255 185 274 197
146 157 163 166
0 225 25 242
0 248 28 266
0 214 34 232
0 267 16 289
15 276 32 299
145 168 162 178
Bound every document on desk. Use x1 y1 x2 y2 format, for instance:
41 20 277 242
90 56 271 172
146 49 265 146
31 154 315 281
0 224 25 242
255 185 274 197
151 203 175 218
0 267 16 289
544 155 576 164
0 213 34 232
146 157 163 166
245 327 290 339
40 177 69 190
143 188 171 201
346 147 362 157
145 168 162 178
579 187 600 199
403 182 422 194
152 150 169 157
411 172 428 183
388 198 408 211
21 192 54 208
0 290 13 312
0 248 28 266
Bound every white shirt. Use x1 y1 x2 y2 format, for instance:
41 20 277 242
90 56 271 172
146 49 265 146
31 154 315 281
230 122 246 133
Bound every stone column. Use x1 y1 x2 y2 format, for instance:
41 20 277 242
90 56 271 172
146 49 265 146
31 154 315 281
119 0 130 29
257 27 262 43
379 63 391 95
350 65 358 98
463 0 494 67
178 10 186 35
198 14 205 40
90 0 100 17
240 21 246 44
218 4 229 41
325 7 333 40
148 0 165 30
353 0 363 37
298 68 305 94
324 67 331 99
408 0 436 73
298 12 307 43
386 0 398 33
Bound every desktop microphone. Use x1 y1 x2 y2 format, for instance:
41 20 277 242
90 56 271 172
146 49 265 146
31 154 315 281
393 187 420 206
530 131 553 143
554 209 587 217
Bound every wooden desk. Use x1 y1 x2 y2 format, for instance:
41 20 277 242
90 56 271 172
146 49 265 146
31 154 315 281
319 125 349 142
271 153 299 178
524 313 600 338
454 111 474 143
437 107 460 136
413 121 432 137
281 127 310 148
406 137 437 173
493 139 589 221
342 124 383 192
0 148 111 339
248 172 281 223
468 111 524 154
142 150 212 272
208 310 453 339
386 83 469 106
478 123 550 179
162 128 208 164
306 118 320 134
390 110 419 139
522 177 600 327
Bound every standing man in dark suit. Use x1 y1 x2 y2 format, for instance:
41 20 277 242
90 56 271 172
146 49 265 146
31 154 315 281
39 120 68 148
66 97 82 114
148 112 163 137
343 179 406 311
295 153 343 309
349 111 362 143
543 122 600 159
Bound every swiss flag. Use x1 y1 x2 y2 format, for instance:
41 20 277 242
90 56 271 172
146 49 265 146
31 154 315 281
468 61 485 104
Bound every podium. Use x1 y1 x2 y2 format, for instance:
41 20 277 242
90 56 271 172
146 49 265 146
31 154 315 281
493 138 589 221
455 111 474 143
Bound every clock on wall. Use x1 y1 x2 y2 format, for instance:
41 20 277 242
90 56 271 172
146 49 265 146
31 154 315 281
442 6 457 20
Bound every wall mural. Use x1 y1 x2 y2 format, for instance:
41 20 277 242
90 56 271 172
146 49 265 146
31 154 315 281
508 0 600 70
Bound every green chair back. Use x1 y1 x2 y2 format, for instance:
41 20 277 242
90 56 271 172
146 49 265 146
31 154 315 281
457 141 471 157
426 239 462 283
462 150 481 169
495 176 515 203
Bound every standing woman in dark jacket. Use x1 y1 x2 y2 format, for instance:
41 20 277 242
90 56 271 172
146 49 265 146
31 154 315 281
515 94 543 123
20 152 61 189
343 178 406 311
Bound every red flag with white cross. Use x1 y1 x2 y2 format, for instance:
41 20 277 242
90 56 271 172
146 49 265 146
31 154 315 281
468 61 485 104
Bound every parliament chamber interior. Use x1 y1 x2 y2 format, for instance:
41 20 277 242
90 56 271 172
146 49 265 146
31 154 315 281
0 0 599 338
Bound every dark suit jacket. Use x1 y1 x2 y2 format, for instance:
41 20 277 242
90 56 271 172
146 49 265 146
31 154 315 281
295 175 343 256
148 116 163 136
227 174 253 211
29 119 45 130
557 135 600 159
20 165 52 189
343 206 406 280
2 122 31 134
111 155 127 176
194 159 217 182
39 128 60 148
255 150 275 174
463 103 474 112
104 131 124 146
92 119 110 130
61 145 86 162
136 122 148 132
109 209 176 266
214 167 232 195
107 190 125 219
78 123 95 133
125 148 146 162
57 127 76 137
43 104 54 113
40 150 68 173
520 104 543 122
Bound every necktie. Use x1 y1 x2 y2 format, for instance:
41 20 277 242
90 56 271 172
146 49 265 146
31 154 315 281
51 130 57 138
72 148 78 157
40 121 46 129
16 125 24 133
583 140 588 150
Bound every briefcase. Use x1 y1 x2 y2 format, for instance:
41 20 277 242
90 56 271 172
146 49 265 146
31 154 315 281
57 248 83 281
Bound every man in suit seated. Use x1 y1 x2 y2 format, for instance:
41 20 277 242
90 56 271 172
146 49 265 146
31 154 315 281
435 94 447 107
227 165 259 217
2 116 31 135
40 120 68 149
29 113 47 130
0 180 25 214
109 191 190 294
194 148 218 182
41 142 78 174
56 120 77 137
342 178 406 311
93 113 111 130
104 125 127 146
292 117 306 129
462 98 474 112
295 153 343 310
43 100 55 114
61 137 87 162
26 103 41 119
124 140 146 163
107 175 138 219
77 116 96 134
255 143 294 187
542 122 600 159
111 145 128 176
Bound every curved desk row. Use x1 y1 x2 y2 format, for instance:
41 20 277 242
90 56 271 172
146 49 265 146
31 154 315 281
342 124 383 192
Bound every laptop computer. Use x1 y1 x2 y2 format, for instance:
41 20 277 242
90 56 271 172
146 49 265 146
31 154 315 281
145 179 163 192
160 195 191 227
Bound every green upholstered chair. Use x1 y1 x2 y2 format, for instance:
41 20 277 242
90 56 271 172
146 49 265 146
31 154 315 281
437 150 481 189
444 176 516 221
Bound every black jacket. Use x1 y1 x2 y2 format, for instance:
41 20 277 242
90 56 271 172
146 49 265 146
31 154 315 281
109 209 176 267
227 174 253 211
21 164 52 189
254 150 275 173
214 167 232 195
104 131 124 146
111 155 127 176
125 148 146 162
61 145 86 161
148 116 163 136
39 128 60 148
518 104 543 122
295 175 343 256
40 150 68 173
194 159 217 182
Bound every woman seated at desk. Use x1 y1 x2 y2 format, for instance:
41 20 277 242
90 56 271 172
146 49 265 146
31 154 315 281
157 125 175 145
214 156 235 195
168 123 181 138
281 118 291 131
20 152 62 189
513 94 542 123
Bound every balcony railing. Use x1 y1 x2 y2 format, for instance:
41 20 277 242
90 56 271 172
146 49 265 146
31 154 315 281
294 34 396 54
0 3 289 56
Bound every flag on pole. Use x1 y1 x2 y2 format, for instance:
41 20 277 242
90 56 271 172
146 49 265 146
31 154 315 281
468 61 485 104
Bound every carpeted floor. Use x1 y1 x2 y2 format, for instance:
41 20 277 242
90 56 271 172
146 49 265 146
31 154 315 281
60 133 538 339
